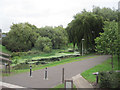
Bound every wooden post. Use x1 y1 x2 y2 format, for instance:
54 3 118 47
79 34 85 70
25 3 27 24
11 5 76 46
8 63 10 74
62 68 64 83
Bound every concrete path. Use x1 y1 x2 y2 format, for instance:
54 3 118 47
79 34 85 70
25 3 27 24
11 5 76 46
72 74 93 88
2 55 110 88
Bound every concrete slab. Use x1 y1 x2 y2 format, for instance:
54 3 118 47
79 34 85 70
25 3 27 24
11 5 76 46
72 74 93 88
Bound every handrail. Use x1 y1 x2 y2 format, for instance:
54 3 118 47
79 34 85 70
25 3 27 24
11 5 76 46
0 56 12 62
0 52 10 57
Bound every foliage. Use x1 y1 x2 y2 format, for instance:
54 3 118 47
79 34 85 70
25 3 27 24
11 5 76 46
92 6 118 21
11 50 40 57
99 71 120 88
66 11 103 53
43 46 51 53
95 21 118 55
2 23 39 52
37 26 68 49
35 36 52 52
81 55 118 83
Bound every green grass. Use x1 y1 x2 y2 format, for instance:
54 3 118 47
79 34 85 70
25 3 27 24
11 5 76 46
11 49 76 65
3 54 97 76
81 55 118 83
50 83 76 90
0 44 11 54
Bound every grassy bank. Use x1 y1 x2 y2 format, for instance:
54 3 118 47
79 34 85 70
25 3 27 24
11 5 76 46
81 55 118 83
0 44 11 54
3 54 97 76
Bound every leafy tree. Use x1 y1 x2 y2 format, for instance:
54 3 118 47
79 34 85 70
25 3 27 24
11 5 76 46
66 11 103 54
35 36 52 52
2 23 38 52
37 26 68 49
95 21 118 69
92 6 118 21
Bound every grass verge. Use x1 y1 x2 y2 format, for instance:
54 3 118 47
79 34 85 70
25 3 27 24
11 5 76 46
50 83 76 90
81 55 118 83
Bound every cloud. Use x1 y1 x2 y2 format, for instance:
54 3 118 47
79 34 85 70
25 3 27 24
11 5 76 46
0 0 119 32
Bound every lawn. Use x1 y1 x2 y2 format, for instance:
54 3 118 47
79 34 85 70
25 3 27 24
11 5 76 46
81 55 118 83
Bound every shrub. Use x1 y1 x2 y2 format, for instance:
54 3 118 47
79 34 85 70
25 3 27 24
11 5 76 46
99 71 120 88
11 51 40 57
35 36 52 52
43 46 51 53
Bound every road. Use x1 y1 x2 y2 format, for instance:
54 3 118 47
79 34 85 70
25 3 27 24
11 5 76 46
2 55 110 88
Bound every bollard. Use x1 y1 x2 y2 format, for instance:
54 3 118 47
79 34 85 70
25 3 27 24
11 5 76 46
30 65 32 77
62 68 64 83
45 67 48 80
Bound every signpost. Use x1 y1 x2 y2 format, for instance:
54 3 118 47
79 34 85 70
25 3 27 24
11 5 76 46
64 80 73 89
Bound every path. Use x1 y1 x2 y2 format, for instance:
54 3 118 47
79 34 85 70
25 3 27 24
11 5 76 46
72 74 93 88
2 55 110 88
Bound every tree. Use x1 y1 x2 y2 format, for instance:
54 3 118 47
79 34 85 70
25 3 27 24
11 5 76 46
35 36 52 52
37 26 68 49
95 21 118 69
92 6 118 21
66 11 103 54
3 23 38 52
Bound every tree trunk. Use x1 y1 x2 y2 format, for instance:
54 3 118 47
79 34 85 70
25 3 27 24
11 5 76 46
111 55 114 71
118 54 120 70
73 43 75 52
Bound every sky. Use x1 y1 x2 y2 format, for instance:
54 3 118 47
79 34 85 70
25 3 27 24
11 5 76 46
0 0 119 33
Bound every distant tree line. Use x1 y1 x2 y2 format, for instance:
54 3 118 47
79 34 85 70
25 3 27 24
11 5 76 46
2 23 68 52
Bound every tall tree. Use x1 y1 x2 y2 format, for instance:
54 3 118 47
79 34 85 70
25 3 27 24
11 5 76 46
66 11 103 54
95 21 118 70
3 23 38 52
92 6 118 21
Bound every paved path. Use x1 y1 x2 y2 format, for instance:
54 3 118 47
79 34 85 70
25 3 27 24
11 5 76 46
72 74 93 88
2 55 110 88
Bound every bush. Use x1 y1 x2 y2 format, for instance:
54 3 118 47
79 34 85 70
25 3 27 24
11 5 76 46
43 46 51 53
35 36 52 52
11 51 40 57
99 71 120 88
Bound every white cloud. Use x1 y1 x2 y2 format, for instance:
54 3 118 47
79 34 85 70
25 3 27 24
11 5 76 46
0 0 119 32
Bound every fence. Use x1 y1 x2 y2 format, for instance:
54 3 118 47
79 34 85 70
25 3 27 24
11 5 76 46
0 52 11 73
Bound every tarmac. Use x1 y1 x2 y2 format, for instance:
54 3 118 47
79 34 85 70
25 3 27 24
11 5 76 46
2 55 111 89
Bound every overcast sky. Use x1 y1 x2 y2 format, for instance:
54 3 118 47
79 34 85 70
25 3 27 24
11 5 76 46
0 0 119 33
